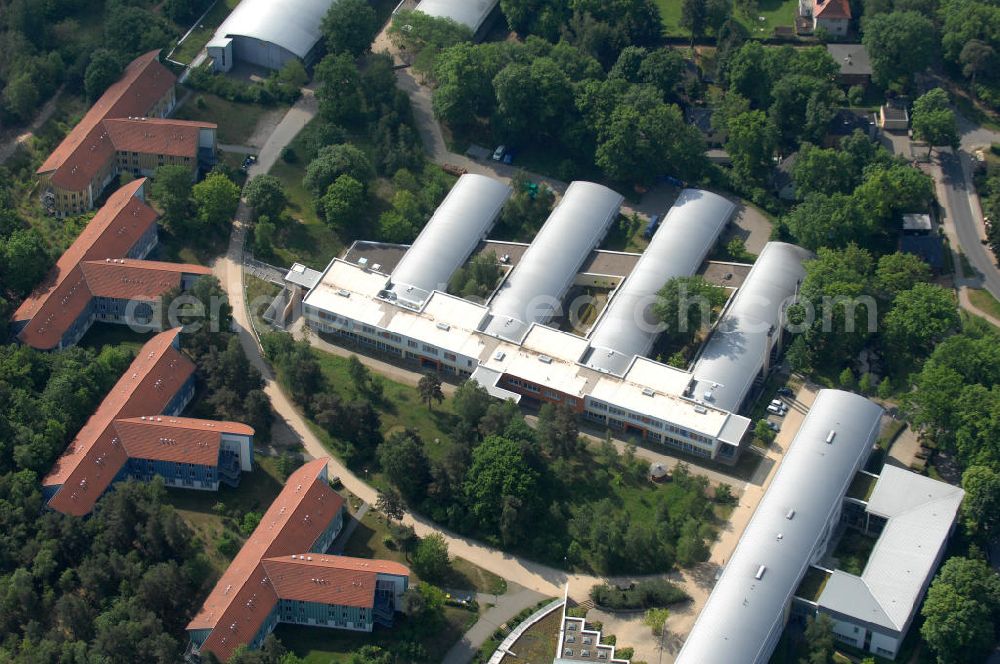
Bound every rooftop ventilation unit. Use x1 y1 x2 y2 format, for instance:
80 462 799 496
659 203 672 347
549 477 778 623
642 387 656 397
494 350 506 361
694 405 708 414
538 355 553 364
786 509 795 520
357 257 368 267
755 565 767 580
372 263 381 271
336 289 350 298
436 322 450 331
826 430 836 444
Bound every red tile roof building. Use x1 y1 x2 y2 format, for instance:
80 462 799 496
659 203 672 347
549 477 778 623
812 0 851 35
41 329 255 516
187 458 410 662
12 179 211 350
36 51 217 217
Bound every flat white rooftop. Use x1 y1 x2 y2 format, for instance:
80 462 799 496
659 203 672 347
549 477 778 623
304 258 745 440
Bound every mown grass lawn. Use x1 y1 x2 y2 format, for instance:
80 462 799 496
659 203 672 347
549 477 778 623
656 0 800 37
968 287 1000 319
170 0 243 65
174 92 284 146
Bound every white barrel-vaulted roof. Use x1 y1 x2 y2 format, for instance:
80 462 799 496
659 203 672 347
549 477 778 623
413 0 499 33
482 182 623 343
208 0 334 59
387 174 511 309
585 189 736 375
676 390 883 664
690 242 811 412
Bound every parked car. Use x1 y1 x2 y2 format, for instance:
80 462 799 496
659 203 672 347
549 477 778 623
777 387 794 397
767 404 783 415
492 145 506 161
767 421 781 432
770 399 783 408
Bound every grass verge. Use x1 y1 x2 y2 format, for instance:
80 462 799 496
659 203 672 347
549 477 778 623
170 0 243 65
174 92 285 146
968 287 1000 319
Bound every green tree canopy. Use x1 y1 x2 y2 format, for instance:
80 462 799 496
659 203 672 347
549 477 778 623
2 229 49 296
883 283 959 363
653 276 728 346
412 534 450 582
151 164 194 230
790 143 855 198
314 53 364 125
193 172 240 229
921 556 1000 664
961 465 1000 539
84 50 121 102
596 100 706 185
463 435 541 537
784 192 874 251
861 11 937 88
321 174 365 228
377 431 431 502
304 144 375 198
911 88 959 152
243 174 286 220
875 252 932 295
322 0 379 57
725 109 778 190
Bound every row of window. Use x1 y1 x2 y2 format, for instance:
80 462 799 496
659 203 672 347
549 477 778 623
588 399 711 444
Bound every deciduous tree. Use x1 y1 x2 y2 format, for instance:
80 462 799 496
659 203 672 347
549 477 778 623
193 172 240 229
911 88 959 154
322 0 378 57
861 11 937 88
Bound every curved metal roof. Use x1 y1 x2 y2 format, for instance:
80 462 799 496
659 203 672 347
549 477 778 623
209 0 334 59
585 189 736 375
690 242 812 412
413 0 499 32
676 390 883 664
387 174 511 309
482 182 623 342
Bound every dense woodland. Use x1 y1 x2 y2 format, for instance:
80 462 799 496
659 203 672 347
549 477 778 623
0 276 282 662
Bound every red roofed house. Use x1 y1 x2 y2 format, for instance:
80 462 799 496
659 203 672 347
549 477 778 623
11 178 212 350
187 458 410 662
802 0 851 36
36 50 217 217
42 328 255 516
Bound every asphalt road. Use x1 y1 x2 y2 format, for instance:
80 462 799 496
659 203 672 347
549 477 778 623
939 149 1000 299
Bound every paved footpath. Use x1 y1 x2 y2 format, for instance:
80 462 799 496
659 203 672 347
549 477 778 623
441 584 547 664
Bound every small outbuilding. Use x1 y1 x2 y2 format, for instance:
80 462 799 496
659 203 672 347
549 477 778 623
879 103 910 132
